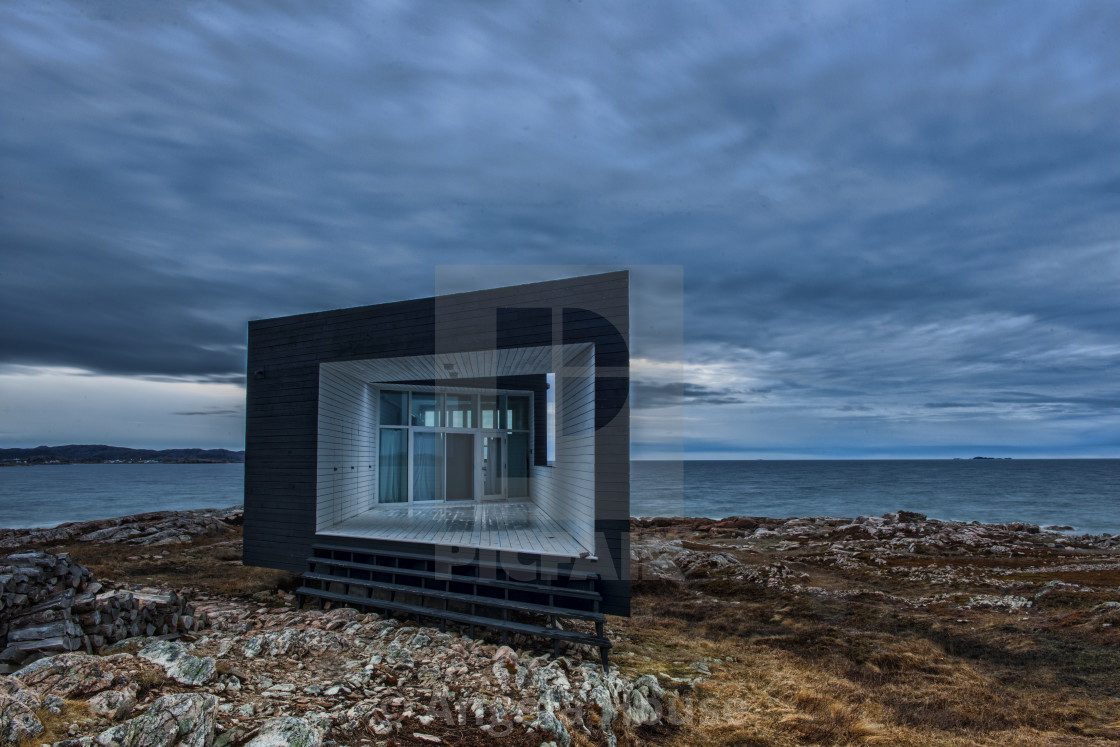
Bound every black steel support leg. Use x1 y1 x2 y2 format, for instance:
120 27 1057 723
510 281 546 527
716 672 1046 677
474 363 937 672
600 647 609 672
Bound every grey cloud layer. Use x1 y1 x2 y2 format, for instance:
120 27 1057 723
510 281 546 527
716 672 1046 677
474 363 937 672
1 0 1118 453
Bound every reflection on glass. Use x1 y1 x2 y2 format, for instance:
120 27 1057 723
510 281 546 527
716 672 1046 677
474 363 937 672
445 394 476 428
378 428 407 503
411 393 441 427
379 390 406 426
480 395 500 429
483 435 504 496
507 396 530 430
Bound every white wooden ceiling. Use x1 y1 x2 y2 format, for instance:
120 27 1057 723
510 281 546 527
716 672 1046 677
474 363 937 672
322 344 591 383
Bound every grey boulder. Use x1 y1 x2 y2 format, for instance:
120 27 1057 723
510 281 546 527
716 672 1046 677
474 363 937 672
138 640 216 686
244 716 324 747
0 690 44 744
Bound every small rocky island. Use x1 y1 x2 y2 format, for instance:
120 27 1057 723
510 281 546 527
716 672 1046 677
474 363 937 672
0 445 245 466
2 508 1118 745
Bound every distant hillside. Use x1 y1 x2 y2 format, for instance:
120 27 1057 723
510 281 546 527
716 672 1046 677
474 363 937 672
0 444 245 463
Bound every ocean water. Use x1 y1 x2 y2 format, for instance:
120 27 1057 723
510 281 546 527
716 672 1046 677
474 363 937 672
1 460 1117 535
0 463 245 529
632 459 1120 536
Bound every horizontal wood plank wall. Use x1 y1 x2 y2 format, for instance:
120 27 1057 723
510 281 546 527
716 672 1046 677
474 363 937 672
244 271 630 616
529 343 595 552
316 366 374 531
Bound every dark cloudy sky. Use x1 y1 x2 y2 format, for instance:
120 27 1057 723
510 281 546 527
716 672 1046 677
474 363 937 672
2 1 1118 458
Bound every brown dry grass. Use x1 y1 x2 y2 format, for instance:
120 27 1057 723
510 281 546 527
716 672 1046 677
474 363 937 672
616 538 1120 746
25 700 92 747
613 608 1120 746
37 527 299 599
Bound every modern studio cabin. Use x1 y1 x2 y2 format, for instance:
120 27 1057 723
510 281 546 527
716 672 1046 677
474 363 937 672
242 271 630 666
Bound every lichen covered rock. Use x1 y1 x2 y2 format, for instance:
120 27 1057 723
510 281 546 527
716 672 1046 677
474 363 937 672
244 716 324 747
139 640 216 685
95 692 218 747
88 685 138 720
14 652 136 698
0 682 44 744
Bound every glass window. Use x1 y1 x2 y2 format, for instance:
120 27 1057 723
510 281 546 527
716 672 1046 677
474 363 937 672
378 428 407 503
445 394 476 429
379 390 406 426
410 393 442 427
413 432 444 501
480 394 500 429
445 433 474 500
483 434 504 496
507 396 530 431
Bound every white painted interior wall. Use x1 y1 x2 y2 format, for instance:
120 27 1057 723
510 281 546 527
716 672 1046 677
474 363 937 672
315 365 375 531
530 344 595 553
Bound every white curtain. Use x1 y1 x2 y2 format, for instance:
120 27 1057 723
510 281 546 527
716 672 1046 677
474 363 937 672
378 428 407 503
413 432 440 501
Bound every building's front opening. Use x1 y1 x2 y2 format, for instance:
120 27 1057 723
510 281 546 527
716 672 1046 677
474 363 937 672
314 344 596 558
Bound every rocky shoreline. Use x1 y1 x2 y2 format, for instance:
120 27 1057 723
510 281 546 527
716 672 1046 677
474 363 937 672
1 507 1119 746
0 508 245 551
0 510 663 747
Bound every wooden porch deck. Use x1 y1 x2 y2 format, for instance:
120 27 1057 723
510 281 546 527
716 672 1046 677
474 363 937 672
318 501 588 558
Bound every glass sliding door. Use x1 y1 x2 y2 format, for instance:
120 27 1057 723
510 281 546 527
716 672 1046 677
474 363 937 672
413 432 444 502
374 386 532 505
445 433 474 500
482 434 505 499
413 432 473 501
378 428 407 503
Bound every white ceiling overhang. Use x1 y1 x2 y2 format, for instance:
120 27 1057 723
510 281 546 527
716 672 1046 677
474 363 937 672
321 343 593 383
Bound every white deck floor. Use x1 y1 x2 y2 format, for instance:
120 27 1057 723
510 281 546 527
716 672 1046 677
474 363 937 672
318 501 588 558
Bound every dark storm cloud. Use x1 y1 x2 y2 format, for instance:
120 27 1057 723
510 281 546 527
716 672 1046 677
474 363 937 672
631 381 749 409
2 0 1119 454
924 403 987 410
992 393 1120 410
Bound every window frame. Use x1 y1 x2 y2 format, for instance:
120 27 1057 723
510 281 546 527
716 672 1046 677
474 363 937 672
371 384 534 504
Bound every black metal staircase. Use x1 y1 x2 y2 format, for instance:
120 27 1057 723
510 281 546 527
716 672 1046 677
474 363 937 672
296 543 611 670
